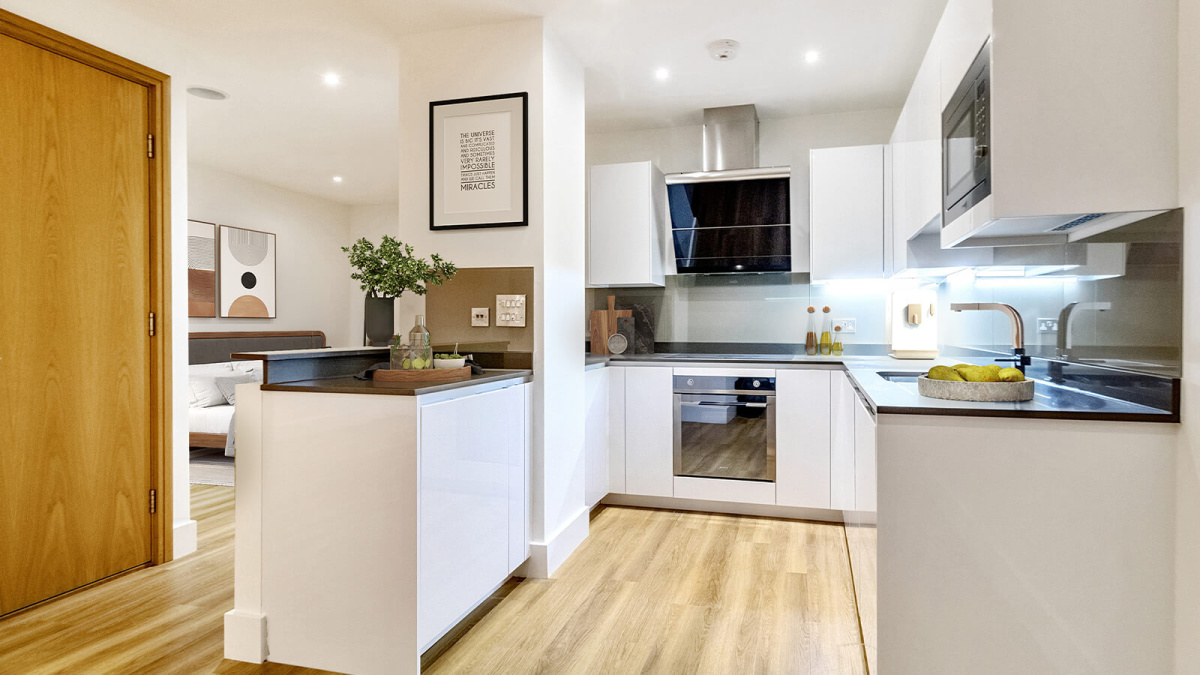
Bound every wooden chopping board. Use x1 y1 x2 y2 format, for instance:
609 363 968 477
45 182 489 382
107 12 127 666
590 295 632 354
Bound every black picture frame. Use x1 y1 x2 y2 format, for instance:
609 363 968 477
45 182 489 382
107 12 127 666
429 92 529 231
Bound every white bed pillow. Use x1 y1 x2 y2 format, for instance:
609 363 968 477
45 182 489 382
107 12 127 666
233 360 263 378
187 362 235 408
188 376 228 408
214 372 260 406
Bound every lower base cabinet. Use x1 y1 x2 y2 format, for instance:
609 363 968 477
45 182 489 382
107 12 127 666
776 370 832 509
623 366 673 497
853 394 877 512
417 384 527 650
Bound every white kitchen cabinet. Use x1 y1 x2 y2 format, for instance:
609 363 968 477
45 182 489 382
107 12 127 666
584 367 611 508
810 145 885 281
623 366 673 497
607 367 627 494
853 394 877 513
417 384 526 649
934 0 1176 248
775 369 832 509
829 371 857 510
588 161 668 287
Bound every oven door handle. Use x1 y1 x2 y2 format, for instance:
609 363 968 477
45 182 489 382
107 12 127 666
690 401 768 408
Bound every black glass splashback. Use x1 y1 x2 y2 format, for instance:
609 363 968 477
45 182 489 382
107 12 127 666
668 178 791 273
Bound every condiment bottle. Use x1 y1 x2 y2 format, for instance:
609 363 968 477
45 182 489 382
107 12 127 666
832 324 844 356
805 306 818 355
820 306 833 355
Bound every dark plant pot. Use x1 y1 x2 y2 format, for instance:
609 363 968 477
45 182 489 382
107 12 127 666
363 296 395 346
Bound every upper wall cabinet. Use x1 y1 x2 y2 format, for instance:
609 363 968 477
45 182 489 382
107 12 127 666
810 145 886 281
933 0 1176 248
588 161 668 287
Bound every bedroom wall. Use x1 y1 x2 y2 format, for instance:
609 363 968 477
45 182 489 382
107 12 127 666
188 164 355 347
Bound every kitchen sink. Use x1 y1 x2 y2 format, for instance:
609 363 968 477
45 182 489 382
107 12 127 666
876 371 924 382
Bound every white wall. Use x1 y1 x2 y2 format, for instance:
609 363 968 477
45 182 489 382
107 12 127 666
396 18 587 576
1176 0 1200 671
189 164 353 346
1 0 197 557
345 202 410 346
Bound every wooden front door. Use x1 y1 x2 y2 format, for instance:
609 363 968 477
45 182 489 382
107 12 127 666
0 29 157 616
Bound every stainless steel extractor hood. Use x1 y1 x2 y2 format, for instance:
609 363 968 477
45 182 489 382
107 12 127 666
667 105 791 184
666 105 793 274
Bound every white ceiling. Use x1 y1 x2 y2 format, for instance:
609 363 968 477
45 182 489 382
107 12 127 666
106 0 947 205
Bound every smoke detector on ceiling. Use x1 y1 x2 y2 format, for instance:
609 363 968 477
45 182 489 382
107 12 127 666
707 39 740 61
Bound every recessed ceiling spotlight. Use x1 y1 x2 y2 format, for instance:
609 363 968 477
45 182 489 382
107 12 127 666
805 50 821 64
186 86 229 100
332 176 343 183
323 72 341 87
707 39 740 61
654 67 670 81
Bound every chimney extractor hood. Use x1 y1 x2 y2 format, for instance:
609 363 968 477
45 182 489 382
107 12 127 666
666 105 792 274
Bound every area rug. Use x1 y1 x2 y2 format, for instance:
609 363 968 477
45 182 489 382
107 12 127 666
190 452 234 487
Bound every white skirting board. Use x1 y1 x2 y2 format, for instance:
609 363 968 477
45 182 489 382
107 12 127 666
172 519 197 559
601 493 848 523
519 505 590 579
223 610 267 664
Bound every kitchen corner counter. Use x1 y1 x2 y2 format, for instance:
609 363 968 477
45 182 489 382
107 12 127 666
591 352 1179 423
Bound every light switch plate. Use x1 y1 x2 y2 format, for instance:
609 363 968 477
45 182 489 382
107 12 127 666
495 294 526 327
834 318 856 334
1037 318 1059 333
471 307 489 327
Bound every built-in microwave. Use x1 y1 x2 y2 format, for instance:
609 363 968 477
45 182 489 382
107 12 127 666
942 40 991 226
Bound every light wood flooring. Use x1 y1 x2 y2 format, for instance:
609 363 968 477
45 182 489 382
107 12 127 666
0 486 869 674
426 507 868 674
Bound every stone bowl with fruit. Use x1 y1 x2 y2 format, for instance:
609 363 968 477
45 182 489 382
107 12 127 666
916 363 1035 402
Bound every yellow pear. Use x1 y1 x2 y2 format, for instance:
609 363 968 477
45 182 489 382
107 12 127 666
998 367 1026 382
928 365 966 381
955 365 1000 382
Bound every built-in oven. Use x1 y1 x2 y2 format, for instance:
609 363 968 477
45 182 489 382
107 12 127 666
673 373 776 483
943 40 991 225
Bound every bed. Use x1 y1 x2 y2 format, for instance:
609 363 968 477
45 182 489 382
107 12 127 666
188 331 326 454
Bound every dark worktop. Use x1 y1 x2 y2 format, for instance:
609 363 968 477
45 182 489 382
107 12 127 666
259 369 532 397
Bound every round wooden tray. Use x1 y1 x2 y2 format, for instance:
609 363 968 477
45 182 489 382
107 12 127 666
916 375 1034 402
373 366 471 383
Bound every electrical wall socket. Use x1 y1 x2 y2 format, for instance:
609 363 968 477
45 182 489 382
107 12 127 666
471 307 489 327
1037 318 1059 333
496 294 526 327
833 318 856 334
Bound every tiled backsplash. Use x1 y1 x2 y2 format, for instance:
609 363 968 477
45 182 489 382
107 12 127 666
587 274 888 347
589 210 1183 377
938 210 1183 375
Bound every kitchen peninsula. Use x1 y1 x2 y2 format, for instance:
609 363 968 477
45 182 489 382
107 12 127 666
222 347 532 675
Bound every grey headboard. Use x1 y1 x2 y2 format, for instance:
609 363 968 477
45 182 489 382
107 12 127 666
189 331 327 365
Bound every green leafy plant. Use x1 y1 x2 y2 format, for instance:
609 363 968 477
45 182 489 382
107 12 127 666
342 236 457 298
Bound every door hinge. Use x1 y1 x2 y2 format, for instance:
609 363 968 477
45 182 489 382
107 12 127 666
147 134 154 159
148 311 156 337
149 489 157 514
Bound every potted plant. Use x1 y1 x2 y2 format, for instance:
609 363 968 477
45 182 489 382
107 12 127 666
343 236 456 346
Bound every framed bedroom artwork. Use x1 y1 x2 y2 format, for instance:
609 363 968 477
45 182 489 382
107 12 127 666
218 224 277 318
429 92 528 231
187 219 217 317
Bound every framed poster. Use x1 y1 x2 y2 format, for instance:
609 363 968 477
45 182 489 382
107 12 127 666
430 92 528 230
218 225 276 318
186 219 217 317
